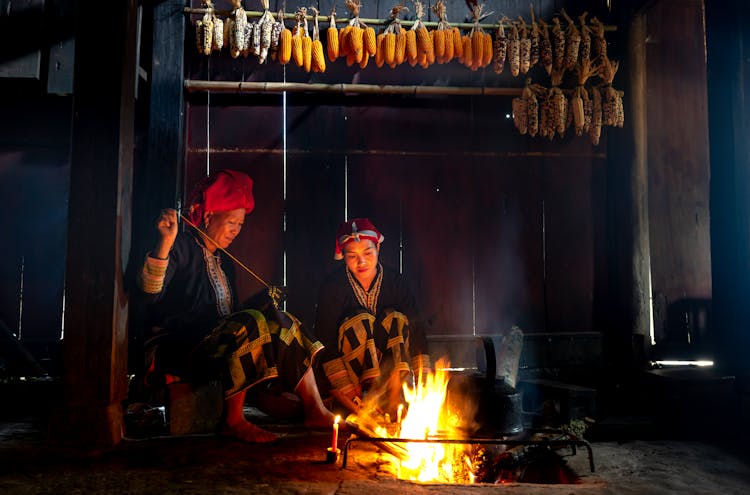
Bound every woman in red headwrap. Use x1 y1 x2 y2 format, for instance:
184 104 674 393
312 218 432 417
137 169 332 442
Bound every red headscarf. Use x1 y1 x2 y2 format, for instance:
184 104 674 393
187 169 255 225
334 218 385 260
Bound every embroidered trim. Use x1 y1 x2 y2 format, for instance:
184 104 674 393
201 243 233 317
346 263 383 314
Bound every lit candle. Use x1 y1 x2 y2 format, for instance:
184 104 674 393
331 415 341 450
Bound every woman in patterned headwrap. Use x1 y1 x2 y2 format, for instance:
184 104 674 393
137 169 332 442
312 218 432 416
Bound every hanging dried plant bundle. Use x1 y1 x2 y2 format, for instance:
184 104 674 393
512 78 542 136
409 0 434 68
518 17 531 74
311 7 327 72
571 58 599 136
431 0 456 64
337 0 375 66
561 9 580 71
463 2 492 71
538 19 553 75
551 17 565 71
327 7 339 62
529 6 539 69
380 4 408 68
600 56 624 128
578 12 591 67
227 0 247 58
507 19 519 76
591 17 608 60
492 16 508 74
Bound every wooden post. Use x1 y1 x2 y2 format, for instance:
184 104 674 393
53 0 138 447
705 0 750 382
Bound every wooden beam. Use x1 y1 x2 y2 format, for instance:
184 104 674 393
52 0 138 448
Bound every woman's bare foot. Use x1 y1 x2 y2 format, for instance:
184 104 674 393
220 419 278 443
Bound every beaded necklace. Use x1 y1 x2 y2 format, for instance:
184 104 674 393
346 263 383 315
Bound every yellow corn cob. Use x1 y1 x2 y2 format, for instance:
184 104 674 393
416 27 431 56
395 31 407 65
360 49 370 69
452 27 463 58
346 52 356 66
278 28 292 64
303 36 312 72
364 26 376 56
312 39 326 72
482 32 493 67
375 32 386 67
471 31 484 67
292 34 304 67
406 29 418 62
339 25 352 56
462 35 473 68
434 29 446 59
327 24 339 61
384 32 396 66
419 50 428 68
442 29 453 63
350 25 364 61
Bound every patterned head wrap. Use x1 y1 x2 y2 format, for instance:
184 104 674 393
334 218 384 260
187 169 255 225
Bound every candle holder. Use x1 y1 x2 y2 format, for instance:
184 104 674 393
325 446 341 464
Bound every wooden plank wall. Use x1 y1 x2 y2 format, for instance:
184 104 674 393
183 0 612 338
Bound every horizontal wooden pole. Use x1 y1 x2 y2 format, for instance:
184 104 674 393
184 79 523 96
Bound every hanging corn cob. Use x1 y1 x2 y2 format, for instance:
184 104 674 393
466 2 491 71
600 56 624 127
529 6 539 69
195 10 214 56
561 9 581 71
327 8 339 62
538 19 553 75
578 12 591 67
310 7 327 72
268 10 283 60
571 57 599 136
589 84 602 145
254 0 276 64
227 0 247 58
549 67 568 137
591 17 607 61
492 16 508 74
512 78 541 137
291 8 306 68
551 17 565 71
507 20 520 76
410 0 435 68
301 10 313 72
278 22 292 64
518 17 531 75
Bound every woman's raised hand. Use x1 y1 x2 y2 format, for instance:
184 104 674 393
153 208 178 259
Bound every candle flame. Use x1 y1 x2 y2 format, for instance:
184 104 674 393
334 415 341 425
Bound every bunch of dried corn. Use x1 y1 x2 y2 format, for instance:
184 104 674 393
492 16 508 74
431 0 456 64
561 9 580 71
570 55 599 136
227 0 247 58
290 8 312 71
337 0 375 67
327 8 339 62
600 56 623 127
194 2 224 56
512 79 542 137
310 7 327 72
589 85 602 145
253 1 276 64
409 0 435 68
379 5 408 68
463 2 492 71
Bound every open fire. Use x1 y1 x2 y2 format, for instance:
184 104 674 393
344 356 591 484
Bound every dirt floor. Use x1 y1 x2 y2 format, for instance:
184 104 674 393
2 411 750 495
